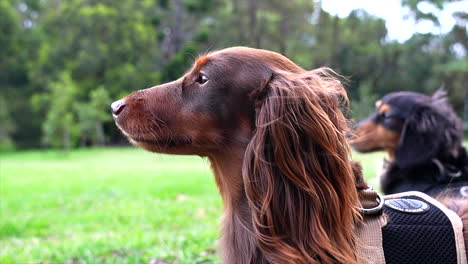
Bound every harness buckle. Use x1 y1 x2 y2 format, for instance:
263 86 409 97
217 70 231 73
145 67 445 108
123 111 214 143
460 186 468 198
357 187 385 215
361 193 384 215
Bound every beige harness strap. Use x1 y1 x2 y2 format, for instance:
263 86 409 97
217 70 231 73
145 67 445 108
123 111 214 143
356 214 387 264
356 188 387 264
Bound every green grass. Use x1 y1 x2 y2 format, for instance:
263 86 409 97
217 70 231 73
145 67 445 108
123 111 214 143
0 147 385 264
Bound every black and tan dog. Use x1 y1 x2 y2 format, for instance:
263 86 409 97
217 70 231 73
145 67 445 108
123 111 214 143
351 90 468 197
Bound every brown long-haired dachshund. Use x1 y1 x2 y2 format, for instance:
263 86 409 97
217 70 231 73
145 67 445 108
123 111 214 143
350 91 468 197
112 47 467 264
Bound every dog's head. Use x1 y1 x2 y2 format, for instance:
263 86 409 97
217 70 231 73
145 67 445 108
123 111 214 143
112 47 361 263
112 47 305 155
351 90 463 168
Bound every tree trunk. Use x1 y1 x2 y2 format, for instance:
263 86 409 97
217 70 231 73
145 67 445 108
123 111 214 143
232 0 246 43
464 83 468 125
161 0 184 62
63 124 70 152
95 122 105 146
279 14 289 55
248 0 260 48
172 0 183 54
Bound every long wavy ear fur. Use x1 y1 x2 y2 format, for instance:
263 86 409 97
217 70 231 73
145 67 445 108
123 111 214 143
243 68 360 264
395 90 462 168
394 107 444 168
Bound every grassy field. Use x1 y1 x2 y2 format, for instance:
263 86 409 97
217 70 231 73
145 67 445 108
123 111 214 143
0 147 385 264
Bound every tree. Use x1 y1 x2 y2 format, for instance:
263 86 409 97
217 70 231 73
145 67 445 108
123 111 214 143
38 72 79 151
0 96 16 151
76 87 112 146
401 0 464 26
3 0 467 149
29 0 161 98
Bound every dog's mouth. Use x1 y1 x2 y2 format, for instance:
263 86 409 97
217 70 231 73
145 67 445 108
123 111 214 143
349 134 383 153
131 136 193 147
114 121 192 148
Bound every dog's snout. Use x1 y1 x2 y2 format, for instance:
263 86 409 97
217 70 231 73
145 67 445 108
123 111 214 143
344 131 352 139
351 123 360 131
111 99 126 116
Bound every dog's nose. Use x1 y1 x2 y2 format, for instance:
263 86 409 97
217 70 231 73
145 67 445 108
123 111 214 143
344 131 352 139
111 99 126 116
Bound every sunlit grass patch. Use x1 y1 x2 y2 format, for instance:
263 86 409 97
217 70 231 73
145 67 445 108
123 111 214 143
0 145 424 263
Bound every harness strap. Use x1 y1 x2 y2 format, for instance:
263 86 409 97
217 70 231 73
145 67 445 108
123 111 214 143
356 187 387 264
356 214 387 264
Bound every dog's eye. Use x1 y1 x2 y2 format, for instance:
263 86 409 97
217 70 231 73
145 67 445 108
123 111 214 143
382 111 392 119
196 73 208 84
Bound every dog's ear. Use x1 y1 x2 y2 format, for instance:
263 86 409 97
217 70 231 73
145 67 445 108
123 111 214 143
243 69 360 264
394 106 444 168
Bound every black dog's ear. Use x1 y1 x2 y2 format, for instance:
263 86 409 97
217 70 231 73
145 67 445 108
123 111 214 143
394 106 443 168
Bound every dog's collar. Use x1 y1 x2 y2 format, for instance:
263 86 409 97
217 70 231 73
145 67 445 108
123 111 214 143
432 158 462 181
383 158 462 181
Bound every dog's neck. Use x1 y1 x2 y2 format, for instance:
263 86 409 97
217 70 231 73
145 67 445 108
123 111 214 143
207 146 246 208
207 125 253 206
208 146 266 263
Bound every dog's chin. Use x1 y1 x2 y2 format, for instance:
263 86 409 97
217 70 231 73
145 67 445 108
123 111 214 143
129 136 196 155
113 122 193 154
350 141 384 153
131 136 192 147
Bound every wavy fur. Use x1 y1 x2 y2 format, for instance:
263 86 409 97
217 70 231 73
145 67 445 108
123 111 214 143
243 69 360 264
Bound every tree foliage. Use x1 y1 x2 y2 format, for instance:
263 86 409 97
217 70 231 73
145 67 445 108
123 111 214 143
1 0 466 149
40 72 79 151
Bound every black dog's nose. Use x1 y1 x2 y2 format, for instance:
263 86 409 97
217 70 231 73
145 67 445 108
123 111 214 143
111 99 126 116
344 131 352 139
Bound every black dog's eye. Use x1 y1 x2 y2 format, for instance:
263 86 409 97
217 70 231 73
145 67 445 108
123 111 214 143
196 73 208 84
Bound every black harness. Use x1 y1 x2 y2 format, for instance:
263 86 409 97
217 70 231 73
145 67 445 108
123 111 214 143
359 190 466 264
382 195 458 264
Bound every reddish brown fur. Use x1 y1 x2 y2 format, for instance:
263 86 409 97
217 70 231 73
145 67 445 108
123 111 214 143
194 56 210 71
439 197 468 256
112 47 467 263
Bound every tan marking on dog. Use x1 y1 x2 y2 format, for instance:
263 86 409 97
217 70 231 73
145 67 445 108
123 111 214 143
375 100 382 108
378 104 390 114
350 120 400 159
195 56 210 72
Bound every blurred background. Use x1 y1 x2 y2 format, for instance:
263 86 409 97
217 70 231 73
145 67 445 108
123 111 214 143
1 0 467 151
0 0 467 263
